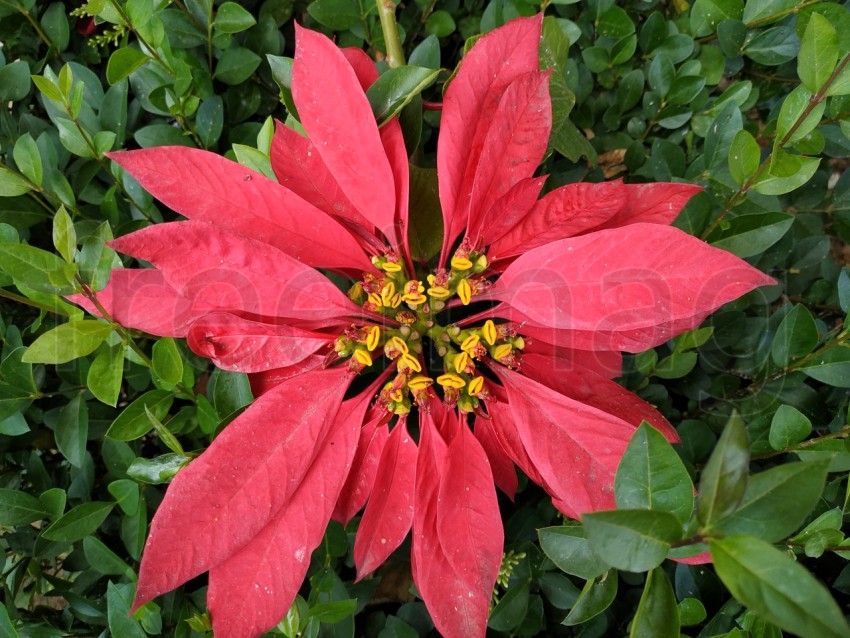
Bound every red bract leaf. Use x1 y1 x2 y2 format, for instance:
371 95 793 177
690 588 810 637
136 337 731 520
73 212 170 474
186 312 331 373
489 367 639 516
523 339 623 379
438 15 543 258
132 367 352 609
483 223 775 351
332 413 390 525
521 352 677 440
248 356 324 397
269 123 370 232
106 147 371 272
471 176 545 249
354 418 417 579
293 25 397 247
490 180 703 259
68 268 209 337
454 71 551 245
413 412 502 638
110 221 364 323
473 415 517 499
207 388 371 638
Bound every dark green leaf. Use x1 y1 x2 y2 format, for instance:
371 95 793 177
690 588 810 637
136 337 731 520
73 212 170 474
714 460 828 541
108 479 139 515
0 243 77 294
83 536 134 577
56 394 88 468
152 337 183 387
209 368 252 418
106 390 175 440
799 346 850 387
562 570 618 626
710 535 850 638
771 304 818 367
707 212 793 258
768 405 812 450
213 1 256 33
798 12 838 92
367 67 439 126
407 165 443 262
0 60 31 102
0 488 49 526
215 47 261 85
127 453 189 484
13 133 42 186
583 509 683 572
630 567 679 638
306 0 359 30
107 582 147 638
87 341 124 407
0 166 33 197
106 47 148 85
23 320 112 364
538 526 610 580
697 412 749 528
42 501 114 542
615 423 695 523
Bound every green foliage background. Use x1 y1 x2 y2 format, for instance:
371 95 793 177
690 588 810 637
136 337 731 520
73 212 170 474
1 0 850 636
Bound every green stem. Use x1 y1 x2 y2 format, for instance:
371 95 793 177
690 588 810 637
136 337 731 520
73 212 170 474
376 0 405 67
752 425 850 460
16 0 64 61
0 288 68 315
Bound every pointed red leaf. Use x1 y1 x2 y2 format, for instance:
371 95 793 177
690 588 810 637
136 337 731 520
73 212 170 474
132 367 351 609
354 418 417 579
207 388 371 638
520 352 677 440
110 221 364 322
269 123 371 231
293 25 397 246
248 356 324 397
471 176 545 249
438 15 543 259
483 223 775 351
340 47 380 87
67 268 210 337
413 412 502 637
107 147 371 272
186 313 331 373
490 180 702 259
452 71 551 245
332 413 390 525
489 367 640 516
523 339 623 379
473 415 517 499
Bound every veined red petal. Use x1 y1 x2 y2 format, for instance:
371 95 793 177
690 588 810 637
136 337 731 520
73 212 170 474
413 412 502 638
207 387 371 638
269 123 372 232
489 367 639 516
438 15 543 260
132 367 352 610
523 339 623 379
471 176 545 249
106 147 371 272
293 25 397 247
67 268 210 337
490 180 703 259
473 415 517 499
332 413 390 525
186 313 331 373
110 221 365 322
520 352 677 440
483 223 775 351
452 71 551 247
248 356 324 397
354 418 417 579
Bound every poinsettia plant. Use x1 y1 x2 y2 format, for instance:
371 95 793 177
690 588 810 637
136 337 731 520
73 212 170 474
69 15 772 638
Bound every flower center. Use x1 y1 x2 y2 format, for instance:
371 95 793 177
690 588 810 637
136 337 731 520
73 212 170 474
332 244 525 415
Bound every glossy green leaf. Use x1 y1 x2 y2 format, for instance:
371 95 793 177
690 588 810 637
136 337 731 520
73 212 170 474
653 351 697 378
690 0 743 37
799 346 850 387
0 488 49 526
13 133 42 186
775 85 826 145
84 536 134 577
52 206 76 263
23 320 113 364
538 526 611 580
0 166 32 197
56 393 88 468
407 165 443 262
771 304 819 367
306 0 359 31
582 509 683 572
106 47 148 85
367 66 439 127
0 60 31 102
562 570 618 626
752 152 819 195
714 460 827 541
127 453 190 484
798 12 838 92
107 582 147 638
729 129 761 185
630 567 679 638
107 479 140 515
710 212 793 258
88 341 124 407
106 389 175 440
710 535 850 638
426 10 456 37
768 405 812 450
213 2 257 33
152 337 183 387
697 412 749 528
41 501 114 542
215 47 261 85
615 423 694 523
742 0 797 24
